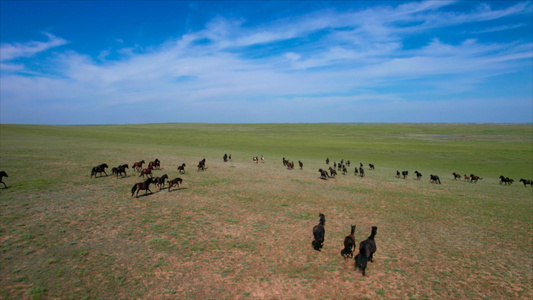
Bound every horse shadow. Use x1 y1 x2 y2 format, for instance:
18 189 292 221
168 187 188 193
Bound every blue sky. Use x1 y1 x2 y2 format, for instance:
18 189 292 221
1 1 532 124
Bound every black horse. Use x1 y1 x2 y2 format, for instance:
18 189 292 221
326 158 329 165
177 163 186 174
116 164 128 177
354 226 377 276
299 160 303 170
470 174 482 183
519 179 532 186
131 178 153 197
402 171 408 179
319 169 329 180
369 164 375 170
414 171 422 180
312 213 326 251
0 171 8 188
343 225 356 259
168 177 183 191
359 167 365 177
430 174 441 184
198 158 206 171
223 153 228 162
91 163 108 178
329 167 337 178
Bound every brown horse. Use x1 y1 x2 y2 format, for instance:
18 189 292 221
319 169 329 179
453 172 461 180
154 174 168 189
148 159 160 170
131 178 153 197
0 171 8 188
139 167 153 178
168 177 183 191
133 160 145 171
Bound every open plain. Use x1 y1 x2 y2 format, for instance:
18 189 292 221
0 123 532 299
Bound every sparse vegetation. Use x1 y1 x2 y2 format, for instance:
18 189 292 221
0 123 532 299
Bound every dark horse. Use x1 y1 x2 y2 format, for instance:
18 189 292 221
369 164 375 170
168 177 183 191
414 171 422 180
329 167 337 178
0 171 8 188
343 225 356 259
402 170 408 179
139 167 153 178
198 158 206 171
177 163 186 174
148 159 160 170
354 226 377 276
299 160 303 170
359 167 365 177
312 213 326 251
318 169 329 180
154 174 168 189
131 178 153 197
91 163 108 178
470 174 482 183
430 174 441 184
453 172 461 180
519 179 532 186
115 164 128 178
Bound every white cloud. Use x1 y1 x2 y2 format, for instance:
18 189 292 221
0 33 67 62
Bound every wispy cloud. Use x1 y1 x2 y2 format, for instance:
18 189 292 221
1 1 531 124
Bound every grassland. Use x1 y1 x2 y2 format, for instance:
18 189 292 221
0 123 532 299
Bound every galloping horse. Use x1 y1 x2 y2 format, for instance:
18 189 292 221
116 164 128 177
0 171 8 188
369 164 375 170
139 167 153 178
133 160 145 171
197 158 206 171
299 161 303 170
430 174 441 184
402 171 408 179
131 178 153 197
154 174 168 189
414 171 422 180
453 172 461 180
329 167 337 178
470 174 482 183
177 163 186 174
463 174 470 181
148 159 160 170
519 179 532 186
168 177 183 191
91 163 108 178
318 169 329 179
359 167 365 177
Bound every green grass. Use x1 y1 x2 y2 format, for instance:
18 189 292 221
0 123 532 299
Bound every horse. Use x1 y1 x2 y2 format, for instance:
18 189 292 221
360 167 365 177
299 161 303 170
499 175 514 185
430 174 441 184
402 171 408 179
154 174 168 189
354 226 377 276
342 166 347 175
346 160 350 167
369 164 375 170
168 177 183 191
261 155 264 163
148 159 160 170
463 174 471 181
0 171 8 188
131 178 153 197
343 225 356 259
329 167 337 178
318 169 329 180
354 167 358 175
116 164 128 177
414 171 422 180
396 170 400 178
91 163 108 178
133 160 145 171
326 158 329 165
287 161 294 170
223 153 228 162
177 163 186 174
228 154 232 160
312 213 326 251
470 174 482 183
253 156 259 164
139 167 153 178
453 172 461 180
198 158 206 171
519 179 532 186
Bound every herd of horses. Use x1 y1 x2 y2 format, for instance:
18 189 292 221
313 213 378 276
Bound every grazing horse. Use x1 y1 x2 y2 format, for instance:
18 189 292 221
343 225 356 259
168 177 183 191
312 213 326 251
402 171 408 179
91 164 108 178
519 179 532 187
430 174 441 184
154 174 168 189
355 226 377 276
177 163 186 174
139 167 153 178
0 171 8 188
414 171 422 180
329 167 337 178
299 160 303 170
319 169 329 180
359 167 365 177
133 160 145 171
369 164 375 170
453 172 461 180
470 174 482 183
131 178 153 197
